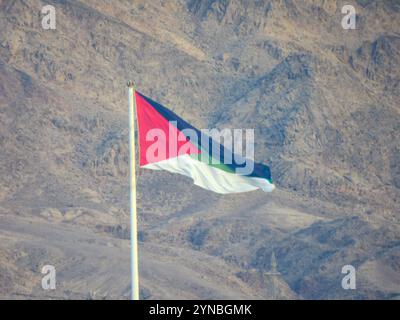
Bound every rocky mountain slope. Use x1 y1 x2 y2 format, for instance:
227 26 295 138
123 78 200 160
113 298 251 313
0 0 399 299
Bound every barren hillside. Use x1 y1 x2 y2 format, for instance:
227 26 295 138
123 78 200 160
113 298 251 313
0 0 399 299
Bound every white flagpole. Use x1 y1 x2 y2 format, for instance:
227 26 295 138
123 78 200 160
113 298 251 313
127 81 139 300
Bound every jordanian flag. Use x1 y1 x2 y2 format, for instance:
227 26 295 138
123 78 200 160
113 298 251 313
134 91 275 194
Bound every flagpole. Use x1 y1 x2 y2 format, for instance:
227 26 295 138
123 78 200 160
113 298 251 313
127 81 139 300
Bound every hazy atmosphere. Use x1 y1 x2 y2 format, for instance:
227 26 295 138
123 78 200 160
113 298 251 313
0 0 399 299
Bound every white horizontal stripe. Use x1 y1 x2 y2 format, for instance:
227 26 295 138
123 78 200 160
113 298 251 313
142 154 275 194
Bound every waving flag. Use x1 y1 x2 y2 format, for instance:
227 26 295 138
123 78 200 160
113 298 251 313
134 91 275 194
